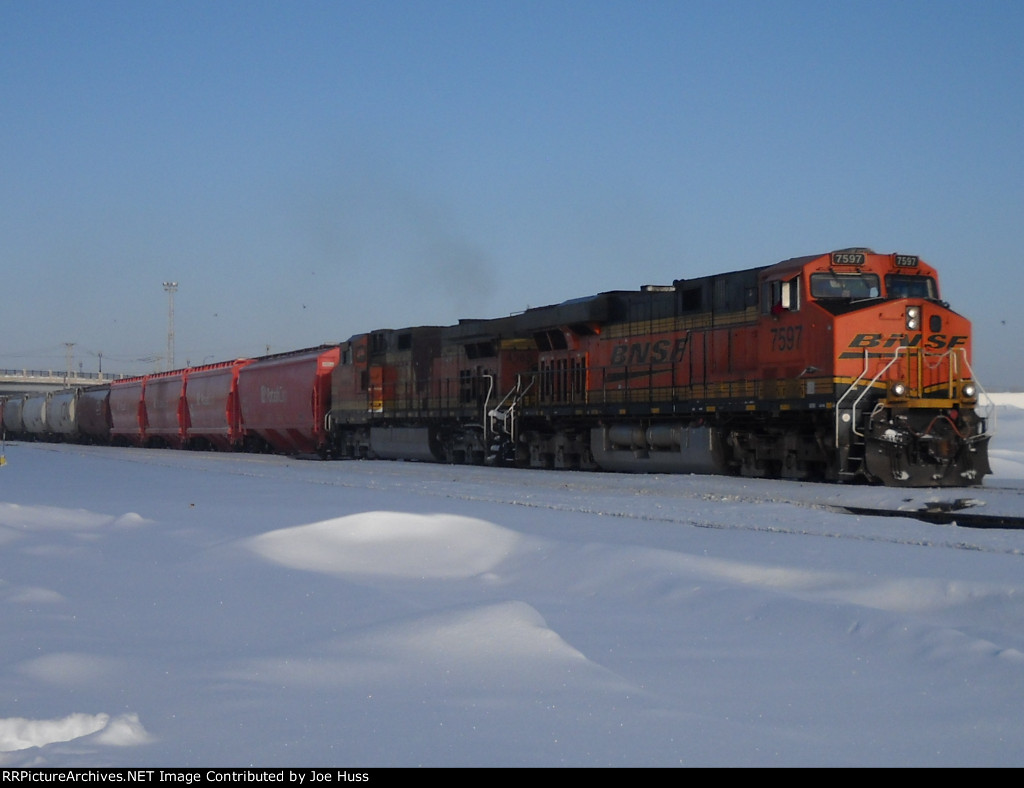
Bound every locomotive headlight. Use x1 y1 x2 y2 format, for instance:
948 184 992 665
906 306 921 331
962 383 977 399
890 382 908 398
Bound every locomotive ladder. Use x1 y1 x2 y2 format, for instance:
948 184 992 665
487 374 535 447
834 346 913 478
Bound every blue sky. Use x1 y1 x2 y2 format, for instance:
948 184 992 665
2 0 1022 387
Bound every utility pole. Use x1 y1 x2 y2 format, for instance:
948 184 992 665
163 281 178 370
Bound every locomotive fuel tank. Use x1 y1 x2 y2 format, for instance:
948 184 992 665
590 424 729 474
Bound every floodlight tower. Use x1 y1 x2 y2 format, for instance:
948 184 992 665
163 281 178 370
64 342 75 383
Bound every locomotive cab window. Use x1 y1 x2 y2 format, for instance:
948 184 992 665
810 273 880 301
763 276 800 314
885 274 938 300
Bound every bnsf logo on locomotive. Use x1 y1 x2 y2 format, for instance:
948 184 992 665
609 336 689 366
844 332 968 352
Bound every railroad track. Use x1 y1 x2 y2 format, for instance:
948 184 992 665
839 499 1024 530
21 440 1024 531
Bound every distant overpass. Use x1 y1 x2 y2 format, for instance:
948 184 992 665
0 369 129 396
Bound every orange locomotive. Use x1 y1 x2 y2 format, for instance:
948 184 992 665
326 248 991 487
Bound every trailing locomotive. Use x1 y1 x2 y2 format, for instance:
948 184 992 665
2 249 993 487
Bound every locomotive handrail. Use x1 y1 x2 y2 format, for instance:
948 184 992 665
488 374 536 444
900 346 995 435
837 344 994 449
954 349 996 436
835 349 874 417
481 374 496 446
489 379 515 418
834 347 877 451
840 346 910 444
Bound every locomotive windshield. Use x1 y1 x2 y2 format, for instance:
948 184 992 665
810 273 880 301
885 274 938 300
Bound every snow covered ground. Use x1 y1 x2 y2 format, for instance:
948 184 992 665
2 394 1024 767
